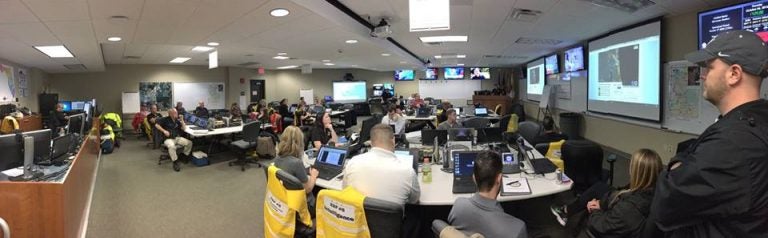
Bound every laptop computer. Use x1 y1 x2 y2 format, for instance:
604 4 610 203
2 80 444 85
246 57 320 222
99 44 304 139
501 152 521 174
416 107 431 118
516 142 557 174
474 107 489 117
313 146 348 180
452 151 479 194
394 149 418 173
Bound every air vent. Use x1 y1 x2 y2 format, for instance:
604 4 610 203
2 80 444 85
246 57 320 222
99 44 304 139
579 0 655 13
238 62 260 67
123 56 141 59
515 37 562 46
510 8 542 22
63 64 87 70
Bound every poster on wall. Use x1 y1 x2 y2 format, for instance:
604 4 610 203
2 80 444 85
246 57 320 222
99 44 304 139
0 64 15 102
17 68 28 97
139 82 173 110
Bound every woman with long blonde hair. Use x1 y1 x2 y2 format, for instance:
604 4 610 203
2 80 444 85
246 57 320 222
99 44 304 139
552 148 663 237
273 126 319 212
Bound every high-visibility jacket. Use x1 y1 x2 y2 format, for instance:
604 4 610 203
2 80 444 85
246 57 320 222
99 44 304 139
263 166 312 238
316 187 371 238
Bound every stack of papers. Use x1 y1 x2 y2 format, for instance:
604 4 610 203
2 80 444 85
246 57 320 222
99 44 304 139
501 177 532 196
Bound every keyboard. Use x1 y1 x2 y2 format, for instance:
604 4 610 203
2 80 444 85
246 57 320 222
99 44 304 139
316 167 342 180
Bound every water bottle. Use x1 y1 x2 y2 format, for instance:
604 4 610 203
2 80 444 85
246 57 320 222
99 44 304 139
422 158 432 183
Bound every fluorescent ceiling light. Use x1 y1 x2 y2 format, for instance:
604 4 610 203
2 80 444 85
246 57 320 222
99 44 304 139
209 51 218 69
277 65 298 69
192 46 214 52
277 52 287 56
457 63 464 66
207 42 220 46
169 57 191 63
273 56 290 60
107 37 122 42
410 0 450 32
324 63 335 66
322 59 331 62
457 54 466 58
345 39 358 44
381 53 391 56
34 45 74 58
270 8 290 17
434 55 442 59
419 36 468 43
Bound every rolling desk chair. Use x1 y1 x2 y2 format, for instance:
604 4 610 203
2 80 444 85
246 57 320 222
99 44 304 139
153 126 184 167
263 166 315 237
229 121 262 171
561 140 606 194
517 121 543 142
363 197 404 238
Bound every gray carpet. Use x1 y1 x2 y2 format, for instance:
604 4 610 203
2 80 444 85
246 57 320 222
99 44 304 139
86 138 267 238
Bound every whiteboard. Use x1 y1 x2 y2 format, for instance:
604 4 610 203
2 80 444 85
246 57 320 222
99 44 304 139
300 89 314 103
419 80 481 100
122 92 140 114
173 82 226 110
547 70 588 113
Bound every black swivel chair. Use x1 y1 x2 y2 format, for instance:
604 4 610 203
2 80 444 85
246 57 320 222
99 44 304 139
518 121 543 142
153 126 184 167
363 197 404 238
561 140 605 194
229 121 262 171
498 114 511 131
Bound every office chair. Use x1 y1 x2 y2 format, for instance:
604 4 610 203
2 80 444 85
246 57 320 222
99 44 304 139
462 117 490 129
364 197 404 238
263 167 315 237
229 121 262 171
143 118 155 148
561 140 605 193
369 101 385 115
510 103 526 122
517 121 542 142
534 140 566 170
0 216 9 238
498 115 511 131
493 104 503 115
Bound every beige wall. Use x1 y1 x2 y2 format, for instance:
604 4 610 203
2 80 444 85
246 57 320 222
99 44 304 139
0 57 50 113
48 64 229 113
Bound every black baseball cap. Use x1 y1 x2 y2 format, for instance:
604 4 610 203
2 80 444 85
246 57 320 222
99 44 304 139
686 30 768 77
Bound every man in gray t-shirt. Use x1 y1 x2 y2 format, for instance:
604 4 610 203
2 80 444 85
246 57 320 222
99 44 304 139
448 151 527 238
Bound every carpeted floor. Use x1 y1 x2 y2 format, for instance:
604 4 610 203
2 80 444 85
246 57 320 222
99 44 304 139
85 137 268 238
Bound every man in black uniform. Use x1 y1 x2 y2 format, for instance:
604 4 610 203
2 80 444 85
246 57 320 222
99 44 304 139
651 30 768 237
146 104 162 127
155 108 193 172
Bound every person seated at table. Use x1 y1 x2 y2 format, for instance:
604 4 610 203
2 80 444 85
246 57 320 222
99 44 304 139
294 100 311 126
437 101 454 123
309 111 338 149
278 98 293 125
381 105 406 134
229 102 243 120
529 116 568 146
437 109 461 130
343 124 420 206
194 101 210 118
175 101 186 115
274 126 319 214
550 149 662 237
50 103 69 134
409 93 425 109
448 151 527 238
146 104 163 127
155 108 193 172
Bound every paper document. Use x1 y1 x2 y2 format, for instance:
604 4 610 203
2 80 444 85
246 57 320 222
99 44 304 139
2 168 24 177
501 177 532 196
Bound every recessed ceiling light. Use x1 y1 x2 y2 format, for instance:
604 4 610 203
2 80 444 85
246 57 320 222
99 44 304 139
322 59 331 62
324 63 335 66
381 53 391 56
345 39 358 44
273 56 290 60
457 54 466 58
107 37 122 42
34 45 74 58
277 65 298 69
270 8 290 17
434 55 442 59
207 42 220 46
457 63 465 66
192 46 214 52
419 36 468 43
170 57 191 63
277 52 287 56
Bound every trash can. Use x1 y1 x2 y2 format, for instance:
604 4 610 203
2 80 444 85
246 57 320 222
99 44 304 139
559 112 582 140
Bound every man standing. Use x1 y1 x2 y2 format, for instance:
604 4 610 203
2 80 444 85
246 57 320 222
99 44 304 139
437 109 461 130
448 151 527 238
343 124 420 206
194 101 209 118
651 30 768 237
155 108 193 172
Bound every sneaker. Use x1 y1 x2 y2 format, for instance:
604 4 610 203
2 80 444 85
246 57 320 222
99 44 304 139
173 161 181 172
550 205 567 226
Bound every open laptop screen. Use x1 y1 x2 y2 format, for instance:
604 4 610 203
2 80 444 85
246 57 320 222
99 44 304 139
317 146 347 167
475 107 488 115
452 151 478 177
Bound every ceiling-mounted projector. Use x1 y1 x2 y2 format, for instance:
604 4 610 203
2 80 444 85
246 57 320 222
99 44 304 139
370 19 392 38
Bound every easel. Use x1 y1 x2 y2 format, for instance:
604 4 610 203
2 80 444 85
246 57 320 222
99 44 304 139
537 85 557 121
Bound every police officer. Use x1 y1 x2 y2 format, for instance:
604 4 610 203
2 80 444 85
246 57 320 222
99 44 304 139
651 30 768 237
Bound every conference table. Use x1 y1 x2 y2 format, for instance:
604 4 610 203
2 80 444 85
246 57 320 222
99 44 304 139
183 123 272 153
404 115 437 129
313 131 572 206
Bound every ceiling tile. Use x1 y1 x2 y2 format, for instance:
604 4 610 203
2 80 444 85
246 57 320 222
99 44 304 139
0 0 39 23
23 0 90 21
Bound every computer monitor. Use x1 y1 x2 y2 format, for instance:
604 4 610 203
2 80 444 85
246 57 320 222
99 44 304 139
421 129 448 146
67 113 85 135
60 101 72 112
71 101 86 110
23 129 52 163
51 133 74 160
324 96 333 103
477 127 504 144
448 128 475 142
0 133 24 171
